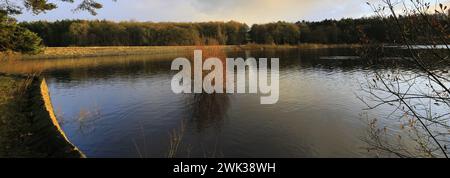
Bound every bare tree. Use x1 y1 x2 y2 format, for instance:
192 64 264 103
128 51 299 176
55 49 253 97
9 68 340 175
359 0 450 158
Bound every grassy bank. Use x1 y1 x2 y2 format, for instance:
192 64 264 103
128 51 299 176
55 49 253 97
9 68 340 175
240 43 360 50
19 46 241 60
0 74 83 158
1 44 360 60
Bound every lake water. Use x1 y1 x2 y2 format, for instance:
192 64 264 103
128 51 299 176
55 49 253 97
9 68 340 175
4 48 447 157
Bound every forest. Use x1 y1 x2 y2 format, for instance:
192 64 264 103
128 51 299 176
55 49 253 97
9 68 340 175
20 20 249 46
11 13 450 47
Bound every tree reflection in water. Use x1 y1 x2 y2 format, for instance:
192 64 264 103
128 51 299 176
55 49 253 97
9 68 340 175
188 45 230 132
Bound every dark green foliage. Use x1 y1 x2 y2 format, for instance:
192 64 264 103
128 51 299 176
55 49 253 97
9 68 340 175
249 22 301 45
20 16 434 47
0 11 42 53
20 20 250 46
1 0 115 53
295 18 383 44
1 0 108 15
294 15 449 44
15 13 450 47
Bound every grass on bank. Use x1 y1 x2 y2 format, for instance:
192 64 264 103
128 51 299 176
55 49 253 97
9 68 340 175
0 74 83 158
1 44 360 60
0 75 37 157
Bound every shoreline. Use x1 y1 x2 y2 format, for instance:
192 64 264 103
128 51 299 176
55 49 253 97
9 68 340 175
38 78 85 158
0 74 84 158
2 44 360 60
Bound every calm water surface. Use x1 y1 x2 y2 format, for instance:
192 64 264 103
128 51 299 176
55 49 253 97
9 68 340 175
8 48 442 158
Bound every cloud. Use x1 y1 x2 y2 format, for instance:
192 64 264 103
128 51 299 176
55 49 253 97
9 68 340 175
187 0 379 23
15 0 450 24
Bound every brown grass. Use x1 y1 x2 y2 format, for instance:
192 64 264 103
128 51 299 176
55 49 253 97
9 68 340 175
16 46 241 60
167 121 186 158
240 43 361 50
0 44 360 61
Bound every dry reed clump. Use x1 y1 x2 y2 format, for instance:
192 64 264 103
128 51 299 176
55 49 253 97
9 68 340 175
167 121 186 158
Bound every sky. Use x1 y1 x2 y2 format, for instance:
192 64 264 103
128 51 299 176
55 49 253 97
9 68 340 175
15 0 450 24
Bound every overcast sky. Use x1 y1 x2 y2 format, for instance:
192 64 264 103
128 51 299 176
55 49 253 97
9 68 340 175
15 0 450 24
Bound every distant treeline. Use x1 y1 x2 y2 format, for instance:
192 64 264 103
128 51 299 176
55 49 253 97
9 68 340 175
19 15 448 47
19 21 249 46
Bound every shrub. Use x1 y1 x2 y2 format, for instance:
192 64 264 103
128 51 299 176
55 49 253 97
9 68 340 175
0 12 42 54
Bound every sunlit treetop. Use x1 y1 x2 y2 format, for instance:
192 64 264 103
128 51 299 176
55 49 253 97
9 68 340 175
0 0 115 15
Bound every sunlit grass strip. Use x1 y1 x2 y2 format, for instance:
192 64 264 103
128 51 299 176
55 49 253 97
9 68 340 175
19 46 241 59
1 44 361 60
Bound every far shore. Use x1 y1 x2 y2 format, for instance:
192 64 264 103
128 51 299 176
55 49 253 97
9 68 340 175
1 44 360 60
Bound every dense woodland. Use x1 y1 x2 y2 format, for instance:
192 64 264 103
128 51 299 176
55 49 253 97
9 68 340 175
20 20 249 46
19 19 377 46
20 16 447 47
3 13 448 48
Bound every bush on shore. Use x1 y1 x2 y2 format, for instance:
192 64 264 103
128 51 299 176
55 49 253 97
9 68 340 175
0 11 42 54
